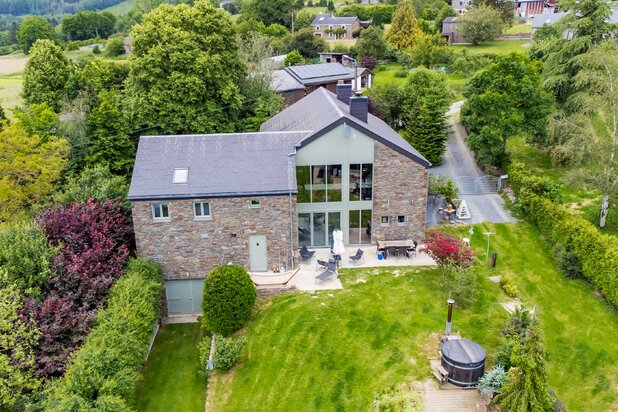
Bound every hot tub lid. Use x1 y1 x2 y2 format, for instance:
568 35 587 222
442 339 486 367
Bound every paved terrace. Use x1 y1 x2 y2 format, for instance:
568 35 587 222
250 245 436 292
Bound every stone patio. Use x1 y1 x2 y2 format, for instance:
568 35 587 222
250 245 436 292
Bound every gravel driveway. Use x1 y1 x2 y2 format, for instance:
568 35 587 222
427 101 516 226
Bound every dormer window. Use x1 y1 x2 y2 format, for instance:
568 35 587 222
173 168 188 184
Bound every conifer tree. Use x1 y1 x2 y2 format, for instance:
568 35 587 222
384 0 420 50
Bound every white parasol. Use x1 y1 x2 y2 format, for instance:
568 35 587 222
333 229 345 255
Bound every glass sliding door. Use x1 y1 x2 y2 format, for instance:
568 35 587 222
299 211 341 247
298 213 311 247
312 212 326 247
348 209 372 244
327 212 341 247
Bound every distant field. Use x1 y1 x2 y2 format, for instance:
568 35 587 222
506 23 532 34
0 73 23 118
103 0 134 15
0 53 27 75
451 39 530 54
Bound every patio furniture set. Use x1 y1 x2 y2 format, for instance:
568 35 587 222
376 239 418 260
299 245 366 283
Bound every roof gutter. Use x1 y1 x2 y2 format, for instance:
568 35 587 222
128 189 297 201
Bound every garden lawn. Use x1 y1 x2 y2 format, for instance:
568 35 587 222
451 39 529 55
505 23 532 34
0 72 23 119
208 265 507 411
103 0 135 15
133 323 206 412
447 222 618 411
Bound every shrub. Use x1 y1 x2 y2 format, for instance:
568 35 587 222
394 69 408 78
428 174 459 202
552 243 583 279
0 223 58 299
499 275 518 297
508 162 618 308
104 37 125 57
202 265 256 336
65 41 79 51
477 364 507 393
91 45 101 54
374 383 423 412
43 259 163 410
213 335 246 370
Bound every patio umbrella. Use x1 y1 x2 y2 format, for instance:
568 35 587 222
333 230 345 256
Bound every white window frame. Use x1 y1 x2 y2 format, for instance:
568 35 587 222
316 26 320 31
193 201 211 220
380 216 389 225
249 199 261 209
152 203 170 221
172 167 189 184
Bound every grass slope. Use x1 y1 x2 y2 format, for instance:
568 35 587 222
102 0 135 15
209 266 507 411
448 222 618 411
451 39 529 54
0 72 23 119
133 323 206 412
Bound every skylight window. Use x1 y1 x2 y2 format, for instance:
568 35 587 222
173 168 189 184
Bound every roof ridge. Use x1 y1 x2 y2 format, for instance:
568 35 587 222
140 131 313 138
321 88 346 118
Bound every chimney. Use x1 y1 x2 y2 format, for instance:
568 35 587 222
349 93 368 123
336 83 352 104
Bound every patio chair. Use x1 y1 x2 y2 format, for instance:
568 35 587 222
299 246 315 262
315 259 337 283
406 242 417 258
397 246 408 258
349 249 365 265
386 246 399 259
315 259 328 271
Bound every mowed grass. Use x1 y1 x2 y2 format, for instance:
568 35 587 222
208 265 507 411
0 73 23 119
447 222 618 411
133 323 206 412
505 23 532 34
451 39 530 54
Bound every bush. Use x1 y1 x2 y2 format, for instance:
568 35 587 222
105 37 125 57
65 41 79 51
374 383 423 411
394 69 408 78
500 275 518 297
552 243 583 279
508 162 618 308
198 335 212 376
477 364 507 393
428 174 459 201
43 259 163 410
213 335 246 370
201 265 256 336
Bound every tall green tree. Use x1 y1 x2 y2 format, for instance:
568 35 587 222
245 0 299 27
87 91 135 176
56 165 129 207
0 123 68 222
456 4 503 45
14 103 59 142
539 0 612 105
495 323 553 412
473 0 515 24
401 68 452 165
0 283 40 409
126 0 246 134
354 26 388 60
61 11 117 41
16 16 57 53
384 0 420 50
461 53 554 166
280 27 327 58
22 40 71 112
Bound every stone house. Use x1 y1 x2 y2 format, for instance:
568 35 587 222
311 13 360 40
272 63 373 105
129 85 430 314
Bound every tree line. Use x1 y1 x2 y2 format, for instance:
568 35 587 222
0 0 125 16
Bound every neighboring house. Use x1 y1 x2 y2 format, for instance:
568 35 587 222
452 0 472 14
516 0 556 17
311 13 360 40
129 85 430 314
319 52 355 65
272 63 373 105
441 17 466 44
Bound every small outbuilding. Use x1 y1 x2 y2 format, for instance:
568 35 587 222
441 339 486 387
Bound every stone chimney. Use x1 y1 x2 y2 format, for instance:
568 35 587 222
336 83 353 105
349 93 368 123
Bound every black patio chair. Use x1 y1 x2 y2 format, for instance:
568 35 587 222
315 259 328 271
315 259 337 283
386 246 399 259
299 245 315 262
406 240 419 258
349 249 365 265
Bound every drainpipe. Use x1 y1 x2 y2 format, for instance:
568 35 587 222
289 193 294 271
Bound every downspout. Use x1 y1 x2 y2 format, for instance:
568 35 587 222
289 192 294 271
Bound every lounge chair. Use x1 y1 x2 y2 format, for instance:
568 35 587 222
349 249 365 265
299 246 315 262
315 259 328 271
315 260 337 283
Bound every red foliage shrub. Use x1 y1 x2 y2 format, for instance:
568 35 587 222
31 199 134 377
361 55 377 70
422 230 474 269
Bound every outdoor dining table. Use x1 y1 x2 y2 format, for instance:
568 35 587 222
377 240 414 259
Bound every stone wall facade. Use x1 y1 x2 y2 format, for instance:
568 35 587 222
132 195 297 280
372 141 428 243
312 20 360 40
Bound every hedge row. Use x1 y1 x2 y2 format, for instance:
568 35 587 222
508 162 618 307
44 258 163 411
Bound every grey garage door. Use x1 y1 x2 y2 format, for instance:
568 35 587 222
165 279 204 315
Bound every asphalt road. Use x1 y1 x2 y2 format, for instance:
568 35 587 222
427 101 516 226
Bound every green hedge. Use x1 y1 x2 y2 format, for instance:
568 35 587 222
508 163 618 307
44 258 163 411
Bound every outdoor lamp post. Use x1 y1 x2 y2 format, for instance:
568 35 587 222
445 298 455 336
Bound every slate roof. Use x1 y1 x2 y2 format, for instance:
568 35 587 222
531 11 568 28
311 13 358 25
261 87 431 167
271 70 305 92
128 131 311 200
286 63 354 85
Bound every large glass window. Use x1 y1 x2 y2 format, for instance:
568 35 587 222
296 164 343 203
296 166 311 203
349 209 372 244
312 212 326 247
350 163 373 201
298 213 311 247
327 212 341 247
